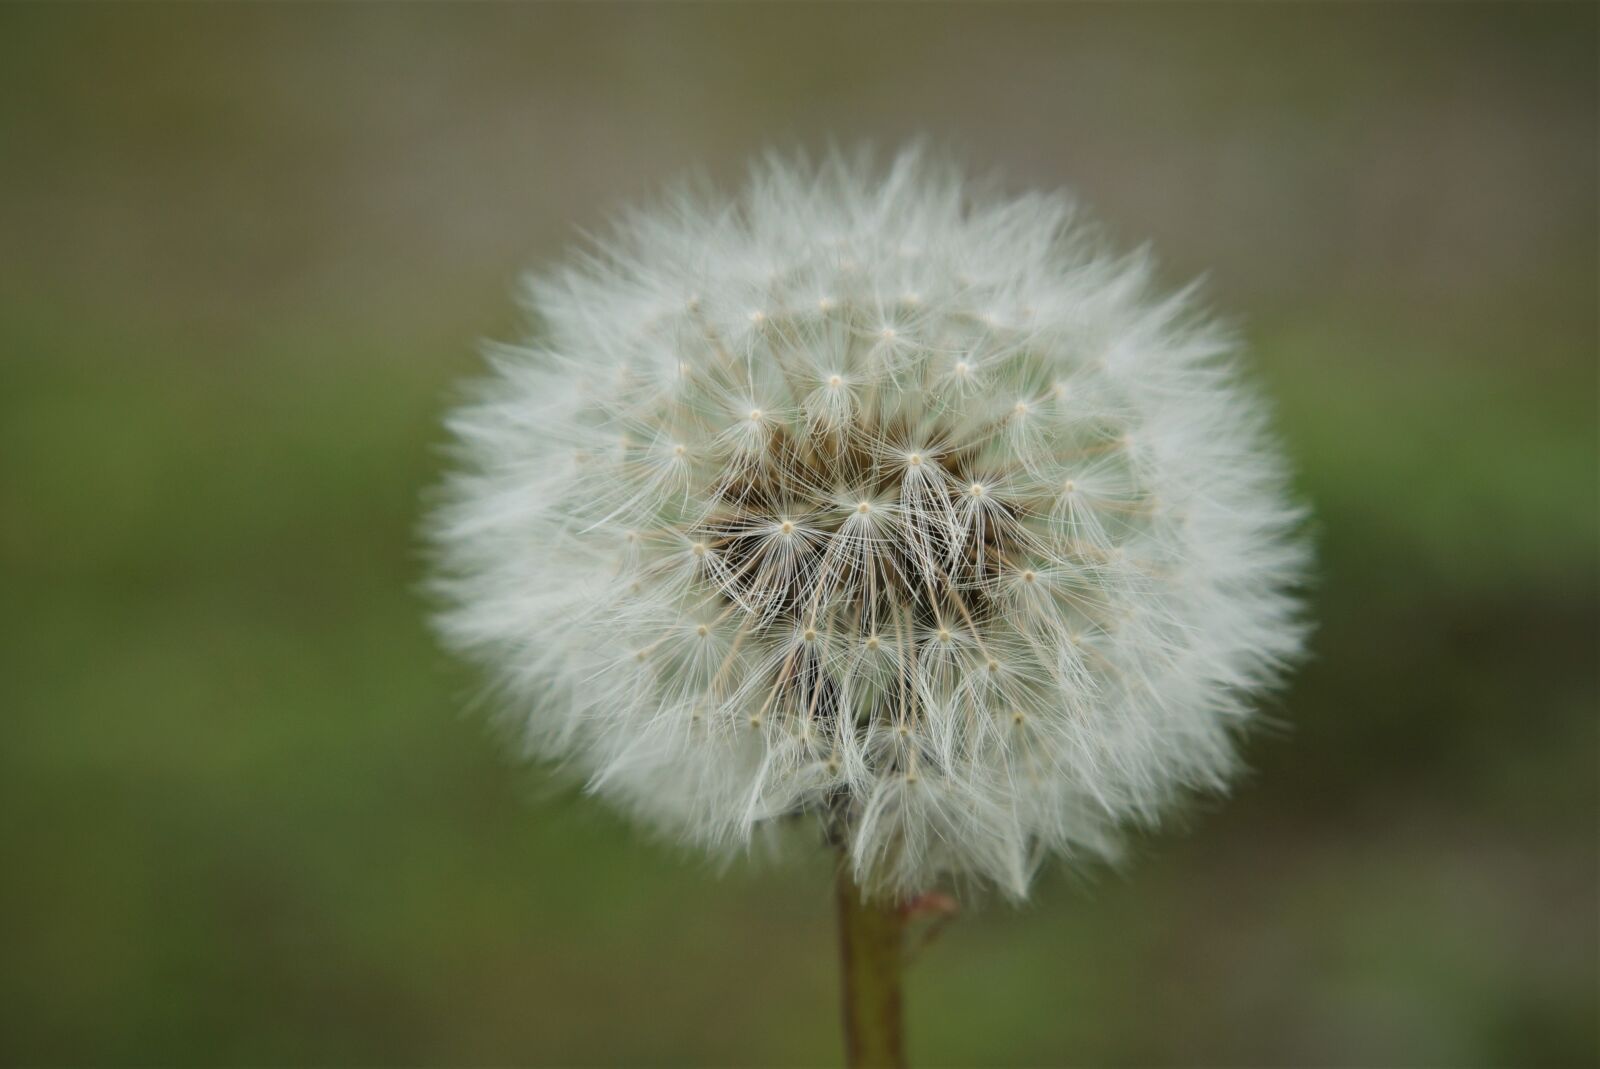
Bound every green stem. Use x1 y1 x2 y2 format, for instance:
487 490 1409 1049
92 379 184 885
836 859 907 1069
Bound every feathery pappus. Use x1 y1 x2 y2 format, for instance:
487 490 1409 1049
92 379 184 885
427 148 1309 898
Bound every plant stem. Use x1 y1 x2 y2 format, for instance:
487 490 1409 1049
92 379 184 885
836 858 907 1069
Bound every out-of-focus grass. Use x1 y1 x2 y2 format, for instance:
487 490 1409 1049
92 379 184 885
2 295 1592 1065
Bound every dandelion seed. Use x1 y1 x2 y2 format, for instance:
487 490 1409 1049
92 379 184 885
427 147 1309 901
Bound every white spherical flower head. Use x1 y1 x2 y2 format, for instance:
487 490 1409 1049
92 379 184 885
429 150 1308 898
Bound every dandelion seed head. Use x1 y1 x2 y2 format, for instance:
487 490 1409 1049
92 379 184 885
427 148 1309 899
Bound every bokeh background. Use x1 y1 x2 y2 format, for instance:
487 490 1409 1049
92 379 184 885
2 4 1595 1066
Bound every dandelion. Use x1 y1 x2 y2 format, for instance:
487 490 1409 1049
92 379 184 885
427 147 1308 1066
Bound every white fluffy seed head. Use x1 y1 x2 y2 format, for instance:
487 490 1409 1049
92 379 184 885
427 148 1309 899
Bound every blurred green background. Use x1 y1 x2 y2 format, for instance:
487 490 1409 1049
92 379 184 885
2 4 1595 1066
